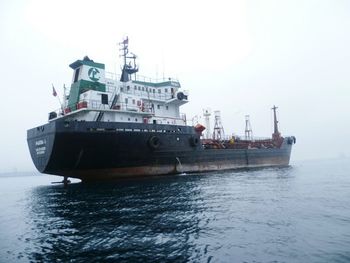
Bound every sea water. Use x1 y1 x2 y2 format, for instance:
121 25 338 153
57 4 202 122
0 158 349 263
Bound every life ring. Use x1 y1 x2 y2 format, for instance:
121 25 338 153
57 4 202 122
148 136 160 149
189 136 199 147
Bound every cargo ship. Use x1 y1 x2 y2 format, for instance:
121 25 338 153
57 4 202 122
27 38 296 181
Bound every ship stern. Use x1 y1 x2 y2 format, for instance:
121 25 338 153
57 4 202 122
27 122 56 173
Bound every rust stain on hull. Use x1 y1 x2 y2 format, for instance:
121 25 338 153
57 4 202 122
61 157 290 181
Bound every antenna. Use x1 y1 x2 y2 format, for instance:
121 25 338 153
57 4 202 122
244 115 253 140
119 36 129 66
213 110 225 140
203 108 211 139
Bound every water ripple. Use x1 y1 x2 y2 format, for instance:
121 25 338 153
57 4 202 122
1 159 350 262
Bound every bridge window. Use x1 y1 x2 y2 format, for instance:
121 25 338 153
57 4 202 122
73 68 80 83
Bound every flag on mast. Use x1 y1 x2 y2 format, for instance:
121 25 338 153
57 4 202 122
52 84 57 97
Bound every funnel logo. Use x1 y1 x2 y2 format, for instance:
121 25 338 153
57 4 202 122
88 67 100 82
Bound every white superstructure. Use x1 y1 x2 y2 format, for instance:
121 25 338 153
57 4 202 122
50 38 189 126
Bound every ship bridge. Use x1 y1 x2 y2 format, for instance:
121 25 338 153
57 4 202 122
48 38 188 126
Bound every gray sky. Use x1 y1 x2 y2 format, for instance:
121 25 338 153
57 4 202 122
0 0 349 172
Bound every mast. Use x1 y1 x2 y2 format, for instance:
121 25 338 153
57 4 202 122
213 111 224 140
272 105 280 139
119 37 138 82
203 108 211 139
244 115 253 140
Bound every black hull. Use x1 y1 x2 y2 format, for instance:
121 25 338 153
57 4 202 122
27 121 294 181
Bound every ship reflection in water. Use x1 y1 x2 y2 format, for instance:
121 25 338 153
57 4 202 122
14 160 350 262
28 174 206 262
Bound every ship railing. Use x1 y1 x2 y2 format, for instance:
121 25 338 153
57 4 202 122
48 99 154 120
133 74 180 84
62 84 118 96
202 135 272 141
120 88 177 101
105 71 179 84
105 85 117 93
105 72 121 80
63 72 179 96
76 99 154 113
229 135 272 141
71 84 178 102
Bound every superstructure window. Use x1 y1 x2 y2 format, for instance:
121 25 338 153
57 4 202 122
157 105 160 109
73 68 80 83
165 88 168 93
158 89 161 94
166 106 169 110
132 99 135 104
125 98 128 104
101 94 108 104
